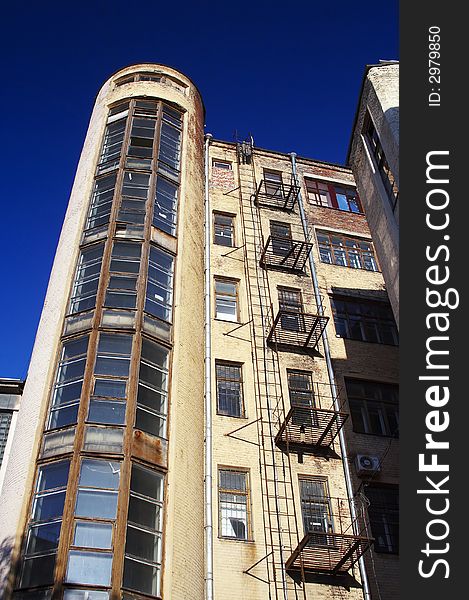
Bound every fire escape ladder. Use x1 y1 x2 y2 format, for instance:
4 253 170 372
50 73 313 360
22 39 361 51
236 141 306 600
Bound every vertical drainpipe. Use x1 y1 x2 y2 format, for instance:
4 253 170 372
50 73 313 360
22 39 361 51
289 152 372 600
204 133 214 600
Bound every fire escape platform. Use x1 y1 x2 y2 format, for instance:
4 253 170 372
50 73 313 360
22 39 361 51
285 531 374 576
260 236 313 273
254 180 301 211
275 406 348 453
267 310 329 351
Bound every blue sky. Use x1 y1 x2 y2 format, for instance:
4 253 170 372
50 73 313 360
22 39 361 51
0 1 398 378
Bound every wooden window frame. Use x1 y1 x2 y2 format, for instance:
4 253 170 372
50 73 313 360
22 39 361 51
214 277 239 322
218 467 252 541
316 230 379 272
215 361 245 418
305 177 363 214
213 212 235 247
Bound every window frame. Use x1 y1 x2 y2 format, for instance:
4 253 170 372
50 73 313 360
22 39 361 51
213 212 235 248
331 296 398 346
305 177 363 214
215 361 245 418
363 111 399 212
316 230 379 272
364 484 399 554
218 467 252 541
212 159 232 171
345 378 399 438
214 277 239 322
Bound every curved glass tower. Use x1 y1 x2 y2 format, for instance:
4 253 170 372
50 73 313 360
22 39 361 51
0 64 206 600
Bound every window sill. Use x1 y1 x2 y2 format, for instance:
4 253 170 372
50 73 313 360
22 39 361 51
319 261 380 274
214 317 240 324
218 536 255 543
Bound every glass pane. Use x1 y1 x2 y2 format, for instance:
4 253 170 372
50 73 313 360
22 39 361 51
94 357 130 377
130 464 163 501
88 399 126 425
75 490 118 519
74 521 113 549
83 426 124 453
47 403 79 430
66 551 112 586
125 525 160 563
52 381 83 407
94 379 127 398
97 333 133 355
26 521 62 555
42 428 75 457
128 495 162 531
79 459 121 489
33 491 67 522
37 462 70 492
123 557 159 596
135 407 164 438
20 553 56 588
63 591 109 600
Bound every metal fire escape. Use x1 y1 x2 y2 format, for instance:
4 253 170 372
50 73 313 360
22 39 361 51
236 139 306 600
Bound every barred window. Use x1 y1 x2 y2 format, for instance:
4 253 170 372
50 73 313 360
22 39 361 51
365 485 399 553
345 379 399 438
317 231 378 271
216 362 244 417
331 296 398 346
218 469 250 540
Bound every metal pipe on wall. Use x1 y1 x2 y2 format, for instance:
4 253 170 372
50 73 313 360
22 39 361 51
289 152 372 600
204 133 214 600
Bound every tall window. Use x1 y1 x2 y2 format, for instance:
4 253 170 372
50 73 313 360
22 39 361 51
317 231 378 271
364 112 399 211
270 221 293 256
365 485 399 553
278 287 304 331
218 469 250 539
331 296 398 345
305 178 362 213
47 335 89 431
215 278 238 322
299 478 333 536
145 246 174 322
0 411 13 466
85 173 117 231
69 243 104 315
263 170 283 196
123 464 164 597
118 171 151 225
136 338 169 438
345 379 399 438
19 460 71 588
216 361 244 417
97 102 129 175
287 370 315 409
105 241 142 310
66 459 121 587
214 212 235 247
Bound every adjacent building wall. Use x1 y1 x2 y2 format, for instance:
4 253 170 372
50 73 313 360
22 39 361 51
348 63 399 327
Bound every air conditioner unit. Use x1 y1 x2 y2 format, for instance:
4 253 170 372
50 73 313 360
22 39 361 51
355 454 380 476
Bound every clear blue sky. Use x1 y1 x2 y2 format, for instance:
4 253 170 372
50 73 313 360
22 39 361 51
0 0 398 379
